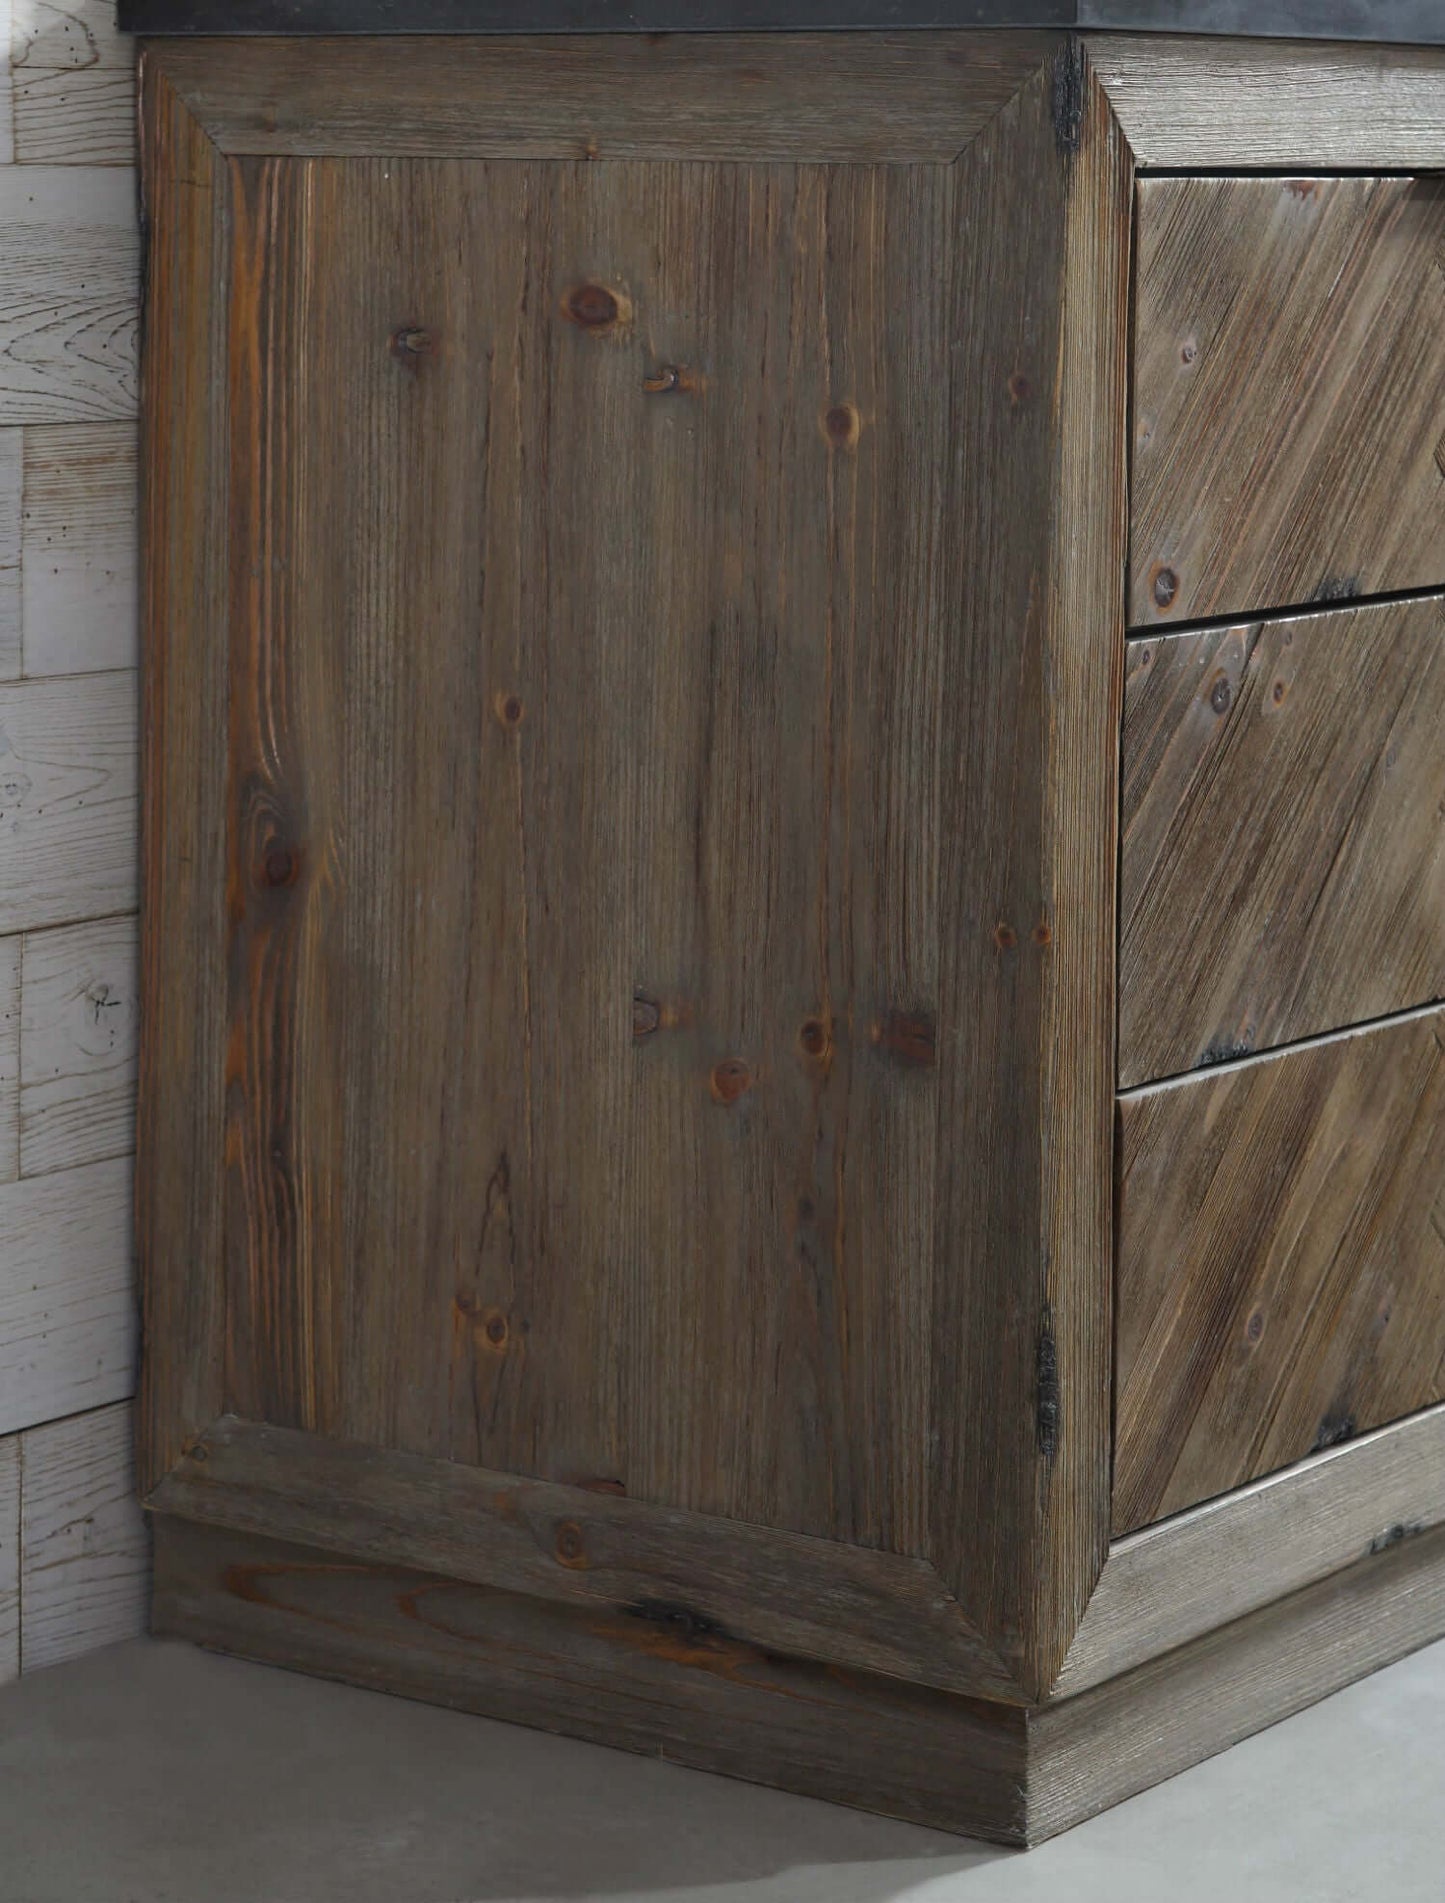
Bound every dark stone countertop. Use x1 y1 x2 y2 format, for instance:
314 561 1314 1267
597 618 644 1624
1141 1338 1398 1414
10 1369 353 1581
115 0 1445 46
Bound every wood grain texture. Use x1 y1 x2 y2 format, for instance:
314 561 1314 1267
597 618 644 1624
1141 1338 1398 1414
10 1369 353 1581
0 428 20 679
0 166 137 421
0 670 137 934
1131 174 1445 629
1031 1521 1445 1842
1115 1009 1445 1535
1119 598 1445 1087
0 936 17 1183
0 1433 16 1682
19 1400 149 1671
0 1153 135 1437
15 68 136 167
147 32 1047 163
22 423 138 677
1061 1404 1445 1697
152 1514 1034 1847
929 45 1130 1696
12 0 134 167
14 0 130 70
134 62 230 1497
1089 34 1445 171
150 1416 1021 1702
20 913 138 1177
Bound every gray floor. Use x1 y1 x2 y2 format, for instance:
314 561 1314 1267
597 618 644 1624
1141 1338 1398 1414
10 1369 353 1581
2 1636 1442 1903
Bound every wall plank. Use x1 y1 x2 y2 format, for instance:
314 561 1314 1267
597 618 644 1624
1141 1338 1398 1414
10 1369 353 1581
22 423 137 675
0 1433 17 1682
0 167 137 421
0 669 137 934
19 1400 148 1670
13 0 127 70
0 1154 135 1436
21 913 137 1176
0 426 20 678
0 1 15 165
0 935 18 1182
14 68 134 167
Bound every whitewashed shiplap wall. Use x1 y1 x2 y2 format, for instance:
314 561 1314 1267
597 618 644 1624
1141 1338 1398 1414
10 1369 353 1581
0 0 144 1683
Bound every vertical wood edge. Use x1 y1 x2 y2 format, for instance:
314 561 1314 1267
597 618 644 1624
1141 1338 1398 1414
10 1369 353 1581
1033 39 1132 1695
134 54 229 1497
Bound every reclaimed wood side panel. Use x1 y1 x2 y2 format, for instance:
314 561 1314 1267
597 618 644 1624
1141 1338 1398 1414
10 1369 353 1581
1131 174 1445 629
148 31 1046 163
1120 597 1445 1087
1115 1009 1445 1534
219 148 961 1556
134 64 230 1496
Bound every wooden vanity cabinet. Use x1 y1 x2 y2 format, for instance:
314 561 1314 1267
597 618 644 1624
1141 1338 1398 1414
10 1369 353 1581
136 29 1445 1846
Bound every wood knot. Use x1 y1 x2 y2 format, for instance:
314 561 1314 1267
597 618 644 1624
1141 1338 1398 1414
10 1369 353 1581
798 1017 830 1059
261 844 299 890
563 282 628 331
822 402 861 451
1007 372 1032 406
554 1522 588 1567
643 364 701 396
493 690 525 729
1151 565 1179 611
710 1058 753 1105
481 1310 509 1350
994 921 1017 951
632 994 662 1039
1210 676 1232 715
390 325 435 360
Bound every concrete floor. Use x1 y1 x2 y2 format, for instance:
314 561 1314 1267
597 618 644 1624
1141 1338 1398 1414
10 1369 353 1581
1 1636 1442 1903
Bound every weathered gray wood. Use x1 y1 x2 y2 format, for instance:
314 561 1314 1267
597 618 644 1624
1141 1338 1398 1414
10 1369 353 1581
149 1416 1022 1701
134 58 230 1498
0 429 20 680
1131 176 1445 629
152 1514 1035 1846
12 0 135 167
21 424 138 677
0 1433 17 1682
0 671 137 936
1058 1404 1445 1697
147 32 1047 163
0 937 18 1184
0 1154 135 1436
1090 34 1445 170
20 913 138 1177
15 1 131 69
19 1400 149 1671
1119 598 1445 1087
928 43 1130 1700
1032 1524 1445 1840
1115 1008 1445 1534
0 167 137 422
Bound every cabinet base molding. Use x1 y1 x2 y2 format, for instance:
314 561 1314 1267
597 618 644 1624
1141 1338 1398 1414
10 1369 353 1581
150 1510 1445 1848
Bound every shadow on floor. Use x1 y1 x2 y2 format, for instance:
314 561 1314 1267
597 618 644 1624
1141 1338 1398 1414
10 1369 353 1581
0 1637 1002 1903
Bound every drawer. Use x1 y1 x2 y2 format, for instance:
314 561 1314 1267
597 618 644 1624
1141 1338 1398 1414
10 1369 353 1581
1114 1007 1445 1536
1119 594 1445 1089
1130 174 1445 628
